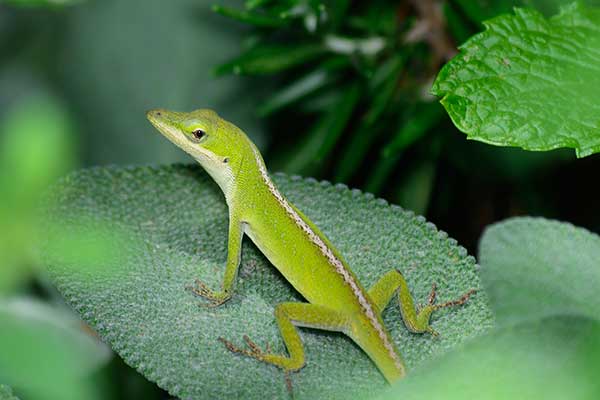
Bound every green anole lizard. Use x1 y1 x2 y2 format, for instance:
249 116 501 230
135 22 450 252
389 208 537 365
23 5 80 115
146 108 475 384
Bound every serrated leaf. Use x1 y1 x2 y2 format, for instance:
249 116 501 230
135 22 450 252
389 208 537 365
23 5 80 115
378 316 600 400
41 165 493 400
479 217 600 326
432 3 600 157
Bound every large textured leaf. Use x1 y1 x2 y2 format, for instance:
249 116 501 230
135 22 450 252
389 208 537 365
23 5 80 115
432 3 600 157
479 217 600 326
41 165 493 400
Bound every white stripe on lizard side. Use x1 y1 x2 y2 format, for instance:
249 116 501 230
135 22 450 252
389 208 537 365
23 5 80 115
251 146 403 371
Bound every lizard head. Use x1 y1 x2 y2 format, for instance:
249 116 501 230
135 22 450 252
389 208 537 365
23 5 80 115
146 108 252 199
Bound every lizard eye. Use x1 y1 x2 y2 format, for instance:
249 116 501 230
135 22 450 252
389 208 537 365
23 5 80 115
192 128 206 140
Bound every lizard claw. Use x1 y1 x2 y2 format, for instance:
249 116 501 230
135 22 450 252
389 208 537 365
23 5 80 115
428 282 438 305
219 335 268 359
243 335 264 355
220 336 296 397
427 327 440 338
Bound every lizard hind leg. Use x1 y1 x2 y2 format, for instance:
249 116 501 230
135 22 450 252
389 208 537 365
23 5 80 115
219 302 349 373
416 285 476 336
367 269 476 335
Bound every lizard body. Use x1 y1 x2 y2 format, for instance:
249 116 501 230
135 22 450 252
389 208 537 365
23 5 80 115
146 108 474 384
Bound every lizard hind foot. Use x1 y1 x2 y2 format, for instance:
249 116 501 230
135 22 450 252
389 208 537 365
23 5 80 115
219 335 298 397
218 335 268 361
218 335 302 372
433 288 477 311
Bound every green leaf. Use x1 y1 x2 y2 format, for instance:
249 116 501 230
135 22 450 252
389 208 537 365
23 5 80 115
257 58 347 116
365 102 444 195
0 95 77 209
0 298 110 400
378 316 600 400
215 44 324 76
258 70 330 116
245 0 271 10
382 103 444 158
0 93 77 293
282 83 361 175
432 3 600 157
334 56 404 182
41 165 493 400
479 217 600 326
393 160 436 216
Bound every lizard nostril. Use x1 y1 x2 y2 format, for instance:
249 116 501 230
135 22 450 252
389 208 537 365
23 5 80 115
156 111 162 116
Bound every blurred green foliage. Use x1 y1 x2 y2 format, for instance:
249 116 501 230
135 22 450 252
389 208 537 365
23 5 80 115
211 0 600 230
0 93 114 399
377 217 600 400
0 0 83 7
380 317 600 400
1 0 600 399
0 94 76 293
0 298 111 400
214 0 446 190
0 384 20 400
480 218 600 326
2 0 599 233
0 1 261 397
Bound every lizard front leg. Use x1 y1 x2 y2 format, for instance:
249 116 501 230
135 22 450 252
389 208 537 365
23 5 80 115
189 212 243 307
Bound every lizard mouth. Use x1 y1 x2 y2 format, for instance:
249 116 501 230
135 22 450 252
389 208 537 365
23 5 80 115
146 108 215 164
146 109 189 149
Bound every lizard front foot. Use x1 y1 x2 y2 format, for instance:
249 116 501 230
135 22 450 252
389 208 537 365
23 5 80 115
186 278 231 307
